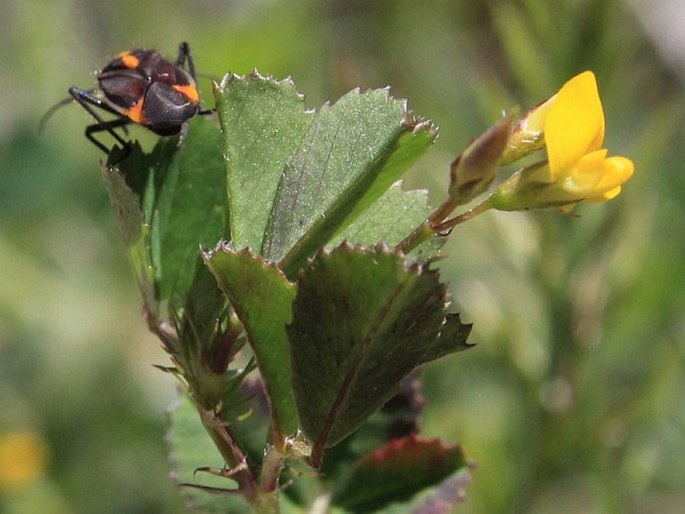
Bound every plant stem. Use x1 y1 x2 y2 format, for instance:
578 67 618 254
433 197 493 232
197 407 287 513
197 406 257 494
394 219 435 255
394 197 493 254
260 445 287 492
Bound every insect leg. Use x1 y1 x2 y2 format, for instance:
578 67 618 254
176 41 197 82
84 117 133 156
69 86 131 154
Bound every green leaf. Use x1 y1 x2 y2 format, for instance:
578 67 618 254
113 116 227 306
149 118 227 304
214 73 436 276
101 145 156 314
329 181 443 260
167 394 251 514
214 73 311 253
321 376 425 483
264 89 435 274
288 244 470 462
435 314 475 356
203 243 299 438
336 120 436 238
331 435 468 513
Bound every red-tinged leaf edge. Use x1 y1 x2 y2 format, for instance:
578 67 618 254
331 435 468 512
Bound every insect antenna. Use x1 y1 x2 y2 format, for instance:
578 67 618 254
39 89 131 137
38 96 74 133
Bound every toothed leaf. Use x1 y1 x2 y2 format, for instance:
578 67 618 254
329 181 443 260
214 73 311 253
214 74 436 277
331 435 468 512
203 243 299 437
264 89 435 275
102 145 157 314
106 116 227 307
288 244 468 458
435 313 474 356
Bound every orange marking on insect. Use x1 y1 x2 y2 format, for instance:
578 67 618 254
119 51 140 69
172 84 199 104
125 100 147 123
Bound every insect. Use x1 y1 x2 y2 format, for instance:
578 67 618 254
41 42 206 157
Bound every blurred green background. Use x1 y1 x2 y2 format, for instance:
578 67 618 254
1 0 683 512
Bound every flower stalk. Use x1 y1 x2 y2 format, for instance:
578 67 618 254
395 197 494 254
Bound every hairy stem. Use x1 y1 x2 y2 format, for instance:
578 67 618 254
197 406 257 495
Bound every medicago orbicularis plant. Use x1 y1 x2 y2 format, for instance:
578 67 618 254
99 69 633 513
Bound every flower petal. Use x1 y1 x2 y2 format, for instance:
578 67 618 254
584 186 622 203
545 71 605 175
584 156 634 202
564 149 609 194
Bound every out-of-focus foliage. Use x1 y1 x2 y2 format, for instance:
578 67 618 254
1 0 683 512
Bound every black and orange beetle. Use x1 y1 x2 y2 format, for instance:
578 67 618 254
42 42 206 156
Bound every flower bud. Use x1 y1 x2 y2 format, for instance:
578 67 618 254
449 116 512 205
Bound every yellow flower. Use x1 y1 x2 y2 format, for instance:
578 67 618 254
0 431 48 491
490 71 634 211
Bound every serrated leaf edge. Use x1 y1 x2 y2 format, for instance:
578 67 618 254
294 242 446 460
202 240 294 286
202 241 298 439
215 70 304 99
301 241 431 279
216 71 437 139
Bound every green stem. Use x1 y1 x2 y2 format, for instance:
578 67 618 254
394 197 456 254
394 219 434 255
260 445 287 492
434 197 493 232
394 197 493 254
248 447 285 514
